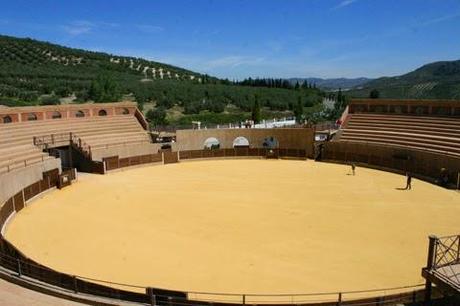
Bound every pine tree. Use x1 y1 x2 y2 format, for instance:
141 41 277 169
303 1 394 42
89 74 121 103
370 89 380 99
251 94 261 123
294 96 304 123
337 88 343 104
302 81 309 90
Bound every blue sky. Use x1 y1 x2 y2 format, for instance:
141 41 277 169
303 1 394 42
1 0 459 79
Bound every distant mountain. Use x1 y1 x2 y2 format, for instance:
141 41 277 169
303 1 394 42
348 60 460 99
289 77 373 90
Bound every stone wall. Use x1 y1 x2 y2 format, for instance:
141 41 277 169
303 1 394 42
0 158 61 205
174 128 315 158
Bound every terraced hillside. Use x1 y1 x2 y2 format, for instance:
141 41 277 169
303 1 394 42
0 35 326 126
349 60 460 99
0 34 205 104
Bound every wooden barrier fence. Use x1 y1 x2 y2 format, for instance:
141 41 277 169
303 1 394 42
102 148 308 172
0 160 447 306
321 141 460 187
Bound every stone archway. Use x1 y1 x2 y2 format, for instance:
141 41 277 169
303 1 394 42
233 136 249 148
262 136 279 149
204 137 220 149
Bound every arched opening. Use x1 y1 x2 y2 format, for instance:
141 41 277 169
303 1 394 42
2 115 12 124
262 136 279 149
161 144 172 151
233 136 249 148
52 111 62 119
98 109 107 116
204 137 220 150
27 113 37 121
122 108 130 115
75 110 85 118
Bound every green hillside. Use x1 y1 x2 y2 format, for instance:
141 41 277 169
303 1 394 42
0 35 326 125
0 34 205 103
349 60 460 99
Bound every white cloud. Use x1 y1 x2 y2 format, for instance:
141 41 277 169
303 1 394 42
333 0 358 10
62 20 95 35
417 12 460 27
203 56 266 70
61 20 121 36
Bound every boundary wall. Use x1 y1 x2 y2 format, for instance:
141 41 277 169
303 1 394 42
321 141 460 186
174 128 315 158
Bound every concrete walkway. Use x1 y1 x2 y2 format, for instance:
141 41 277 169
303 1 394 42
0 278 87 306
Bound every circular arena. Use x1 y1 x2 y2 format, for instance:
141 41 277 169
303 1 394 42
5 160 460 300
0 100 460 305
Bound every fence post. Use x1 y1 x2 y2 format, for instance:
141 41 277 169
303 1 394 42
73 275 78 293
426 235 437 269
424 235 437 304
17 258 22 277
457 172 460 190
457 235 460 264
146 287 156 306
337 292 342 306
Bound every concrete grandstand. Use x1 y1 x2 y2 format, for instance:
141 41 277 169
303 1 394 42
0 100 459 306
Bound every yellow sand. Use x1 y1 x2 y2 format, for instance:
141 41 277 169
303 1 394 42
5 160 460 299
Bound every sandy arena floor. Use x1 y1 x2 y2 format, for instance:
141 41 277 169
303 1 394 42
4 160 460 301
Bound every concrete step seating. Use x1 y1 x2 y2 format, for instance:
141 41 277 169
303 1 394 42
0 115 134 132
0 144 53 174
341 132 460 155
84 132 151 148
0 124 142 148
339 113 460 156
0 145 44 160
0 155 55 174
346 117 460 130
0 116 146 148
347 113 460 124
342 130 460 146
0 114 150 175
0 120 139 139
0 152 50 169
340 136 460 157
345 124 460 138
0 116 140 138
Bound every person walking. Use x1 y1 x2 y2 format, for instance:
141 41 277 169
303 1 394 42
351 163 356 176
405 172 412 190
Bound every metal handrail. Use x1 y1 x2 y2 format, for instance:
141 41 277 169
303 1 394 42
0 248 425 305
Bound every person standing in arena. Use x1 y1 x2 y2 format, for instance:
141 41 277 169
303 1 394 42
351 163 356 176
405 172 412 190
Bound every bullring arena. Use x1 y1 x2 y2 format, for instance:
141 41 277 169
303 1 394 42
0 100 459 306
